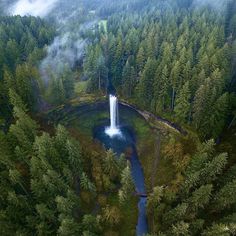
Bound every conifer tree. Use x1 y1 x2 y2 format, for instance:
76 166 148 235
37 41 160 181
118 164 135 204
174 81 191 123
137 58 157 108
213 180 236 211
102 149 119 180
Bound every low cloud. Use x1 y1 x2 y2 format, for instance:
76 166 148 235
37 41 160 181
40 18 99 82
40 33 87 81
9 0 60 17
192 0 227 9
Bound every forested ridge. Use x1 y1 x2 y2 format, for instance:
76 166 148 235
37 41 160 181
0 12 136 236
85 0 236 140
0 15 55 128
0 0 236 235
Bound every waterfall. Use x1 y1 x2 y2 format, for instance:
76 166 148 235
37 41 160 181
110 95 117 130
105 95 121 137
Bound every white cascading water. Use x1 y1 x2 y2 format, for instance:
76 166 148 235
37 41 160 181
105 95 121 137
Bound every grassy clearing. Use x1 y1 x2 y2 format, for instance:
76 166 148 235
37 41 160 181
69 95 106 108
70 111 108 136
74 80 88 95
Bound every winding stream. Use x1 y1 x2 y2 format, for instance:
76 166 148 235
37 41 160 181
94 124 148 236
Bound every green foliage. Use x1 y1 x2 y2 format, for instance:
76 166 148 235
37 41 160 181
147 186 164 211
202 224 231 236
84 45 108 93
102 149 120 180
1 1 236 235
213 180 236 211
122 59 136 98
102 205 122 226
187 184 212 211
163 203 188 226
0 98 100 235
174 82 191 123
171 221 190 236
80 172 96 193
118 164 135 204
0 15 54 124
57 217 81 236
148 140 234 235
42 65 75 106
84 1 236 140
137 58 157 108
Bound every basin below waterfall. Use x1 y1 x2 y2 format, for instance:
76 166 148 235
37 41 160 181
46 95 154 235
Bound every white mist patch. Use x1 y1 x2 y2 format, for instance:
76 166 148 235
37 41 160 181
10 0 60 17
193 0 226 9
40 20 98 82
40 33 87 81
